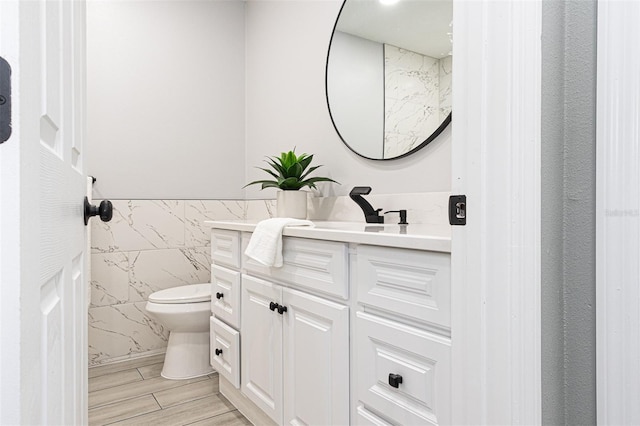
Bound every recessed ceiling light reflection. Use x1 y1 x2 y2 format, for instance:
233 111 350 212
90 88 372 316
379 0 400 5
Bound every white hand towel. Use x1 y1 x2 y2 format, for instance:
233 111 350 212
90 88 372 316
245 218 315 268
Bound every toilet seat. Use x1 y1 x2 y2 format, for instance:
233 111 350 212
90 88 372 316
148 283 211 304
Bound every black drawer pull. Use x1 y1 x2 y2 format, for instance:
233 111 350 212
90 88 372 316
215 348 223 356
277 305 288 315
269 301 279 311
216 292 224 299
388 373 403 388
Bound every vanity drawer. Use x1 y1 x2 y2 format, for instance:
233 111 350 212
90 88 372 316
356 312 451 426
356 245 450 328
242 234 349 300
210 316 240 389
211 264 241 329
211 229 241 269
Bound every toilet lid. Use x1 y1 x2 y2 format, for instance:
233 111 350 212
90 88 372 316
148 283 212 304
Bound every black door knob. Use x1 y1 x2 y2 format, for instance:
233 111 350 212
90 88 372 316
269 301 279 311
215 348 223 356
388 373 403 388
277 305 288 315
84 197 113 225
216 292 224 299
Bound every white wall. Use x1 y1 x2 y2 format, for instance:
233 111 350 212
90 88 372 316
327 31 383 159
244 0 451 199
87 0 246 200
87 0 452 200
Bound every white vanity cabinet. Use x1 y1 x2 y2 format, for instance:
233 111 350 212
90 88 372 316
207 221 451 426
241 274 349 425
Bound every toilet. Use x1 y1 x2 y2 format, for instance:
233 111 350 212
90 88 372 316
145 283 214 380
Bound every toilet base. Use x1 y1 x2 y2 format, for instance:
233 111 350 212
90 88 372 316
161 330 214 380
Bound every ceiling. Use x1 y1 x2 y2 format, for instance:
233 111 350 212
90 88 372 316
335 0 452 59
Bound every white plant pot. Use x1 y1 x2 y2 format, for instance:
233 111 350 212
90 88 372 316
277 190 308 219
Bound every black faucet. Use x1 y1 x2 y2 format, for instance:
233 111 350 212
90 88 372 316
349 187 384 223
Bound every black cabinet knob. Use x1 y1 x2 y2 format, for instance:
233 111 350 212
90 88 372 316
388 373 403 388
277 305 288 315
216 292 224 299
84 197 113 225
269 301 279 311
215 348 223 356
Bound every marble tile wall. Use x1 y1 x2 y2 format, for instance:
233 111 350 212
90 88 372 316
439 55 453 120
308 191 450 226
89 199 276 366
383 44 453 158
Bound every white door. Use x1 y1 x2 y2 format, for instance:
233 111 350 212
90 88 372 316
450 0 542 423
0 0 88 424
282 287 349 426
596 2 640 424
241 275 283 423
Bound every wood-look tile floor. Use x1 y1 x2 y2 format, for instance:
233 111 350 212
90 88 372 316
88 354 250 426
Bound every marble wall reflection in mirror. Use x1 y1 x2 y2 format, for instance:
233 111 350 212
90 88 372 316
326 0 452 160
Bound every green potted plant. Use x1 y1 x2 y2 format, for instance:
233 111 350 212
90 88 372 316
245 149 339 218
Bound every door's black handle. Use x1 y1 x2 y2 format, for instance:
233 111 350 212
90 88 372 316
269 301 279 311
84 197 113 225
277 305 288 315
216 292 224 299
215 348 223 356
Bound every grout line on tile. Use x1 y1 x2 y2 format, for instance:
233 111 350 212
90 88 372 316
157 392 213 410
183 409 243 426
89 376 209 409
151 392 161 408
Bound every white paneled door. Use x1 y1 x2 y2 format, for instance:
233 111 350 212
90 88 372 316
0 1 88 424
282 287 349 426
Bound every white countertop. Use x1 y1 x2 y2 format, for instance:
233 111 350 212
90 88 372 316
205 220 451 253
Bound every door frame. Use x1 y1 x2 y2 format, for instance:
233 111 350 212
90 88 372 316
596 2 640 424
451 0 542 423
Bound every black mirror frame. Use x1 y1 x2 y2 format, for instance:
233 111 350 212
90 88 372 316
324 0 452 161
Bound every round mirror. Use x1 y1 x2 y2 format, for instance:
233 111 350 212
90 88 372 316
326 0 452 160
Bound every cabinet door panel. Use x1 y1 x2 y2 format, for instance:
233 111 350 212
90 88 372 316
241 275 282 423
282 287 349 426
